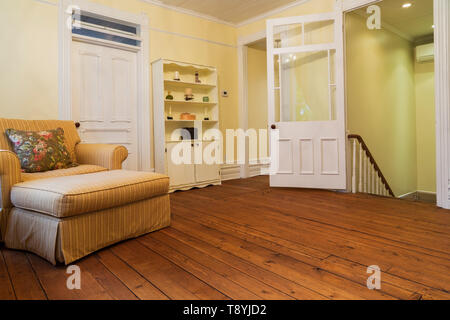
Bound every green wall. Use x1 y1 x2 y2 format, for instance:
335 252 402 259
346 13 418 196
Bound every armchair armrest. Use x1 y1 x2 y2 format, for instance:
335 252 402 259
75 143 128 170
0 150 22 210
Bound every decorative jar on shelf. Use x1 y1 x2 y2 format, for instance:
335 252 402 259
180 113 196 120
165 91 174 100
184 88 194 101
195 71 201 84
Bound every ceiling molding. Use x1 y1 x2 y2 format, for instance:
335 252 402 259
381 20 414 43
32 0 57 6
343 0 381 12
414 34 434 46
354 10 413 43
140 0 314 28
236 0 312 28
139 0 236 27
238 30 266 46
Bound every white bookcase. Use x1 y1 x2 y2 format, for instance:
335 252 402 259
152 59 221 192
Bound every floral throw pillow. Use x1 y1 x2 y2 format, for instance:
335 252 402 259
5 128 77 173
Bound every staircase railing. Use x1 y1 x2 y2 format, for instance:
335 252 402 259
348 134 395 197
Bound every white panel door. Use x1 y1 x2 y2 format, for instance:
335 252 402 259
71 41 138 170
266 9 346 189
194 141 220 182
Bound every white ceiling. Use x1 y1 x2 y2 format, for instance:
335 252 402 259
357 0 434 41
154 0 302 25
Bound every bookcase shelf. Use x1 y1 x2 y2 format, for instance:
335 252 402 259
165 120 218 123
164 100 217 106
164 80 216 90
152 59 221 192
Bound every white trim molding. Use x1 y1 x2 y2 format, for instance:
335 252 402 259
342 0 381 12
141 0 313 28
140 0 235 27
237 0 312 28
434 0 450 209
221 159 270 181
58 0 152 172
33 0 57 6
237 30 267 179
237 30 266 47
221 163 241 181
399 191 437 203
249 158 271 177
237 45 249 178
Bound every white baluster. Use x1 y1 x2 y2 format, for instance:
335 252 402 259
366 156 370 193
376 176 380 195
358 143 363 192
371 165 375 195
352 139 356 193
350 136 391 197
363 154 367 193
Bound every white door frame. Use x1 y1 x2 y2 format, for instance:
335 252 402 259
237 30 267 178
58 0 152 172
434 0 450 209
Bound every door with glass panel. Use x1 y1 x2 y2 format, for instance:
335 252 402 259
266 9 346 189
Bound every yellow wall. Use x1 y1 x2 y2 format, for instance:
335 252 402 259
247 46 268 131
346 13 417 196
0 0 239 168
0 0 59 119
415 60 436 193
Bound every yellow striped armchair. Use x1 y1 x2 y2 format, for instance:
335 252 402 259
0 118 128 241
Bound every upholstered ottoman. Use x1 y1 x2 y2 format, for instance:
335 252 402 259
4 170 170 265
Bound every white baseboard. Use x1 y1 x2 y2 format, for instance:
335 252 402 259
398 191 417 199
221 158 271 181
248 158 271 177
399 190 437 203
417 190 437 202
221 163 241 181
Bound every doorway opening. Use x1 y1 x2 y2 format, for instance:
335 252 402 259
246 38 270 178
345 0 436 203
236 32 271 180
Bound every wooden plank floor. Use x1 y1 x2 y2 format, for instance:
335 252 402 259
1 176 450 300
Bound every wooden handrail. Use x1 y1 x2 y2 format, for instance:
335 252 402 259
348 134 395 197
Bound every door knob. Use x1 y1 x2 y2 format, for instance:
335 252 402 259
271 124 276 130
75 122 81 128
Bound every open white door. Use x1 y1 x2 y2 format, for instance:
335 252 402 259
266 5 346 189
